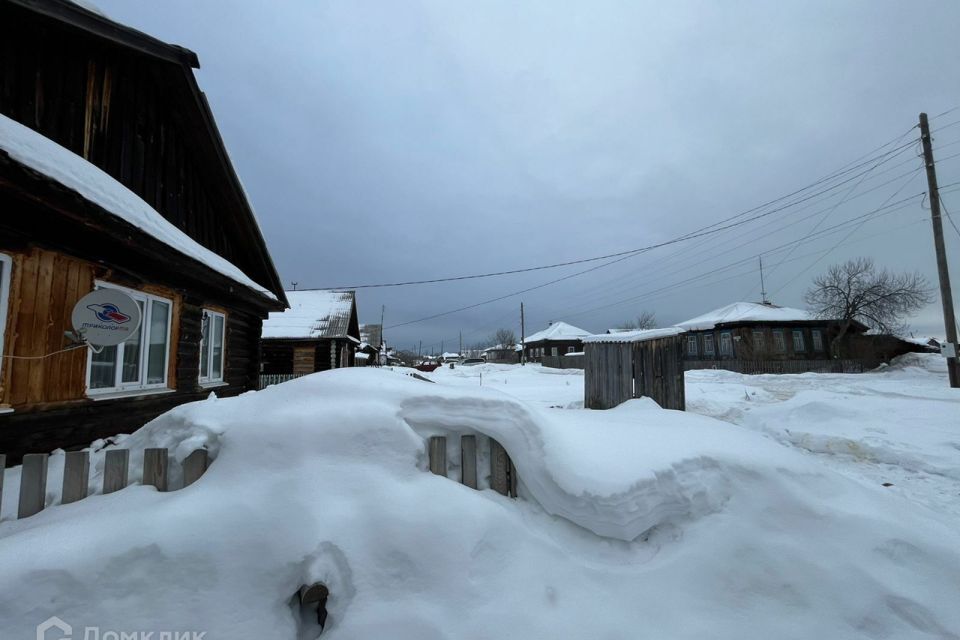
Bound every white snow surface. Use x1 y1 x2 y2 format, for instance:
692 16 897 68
2 360 960 638
523 321 590 343
676 301 812 330
583 327 685 343
0 114 276 301
262 290 354 339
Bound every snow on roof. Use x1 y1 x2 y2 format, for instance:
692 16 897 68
0 114 276 301
583 327 686 344
442 352 461 358
524 321 591 344
676 302 812 331
262 290 355 339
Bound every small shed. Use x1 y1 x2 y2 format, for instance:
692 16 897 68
261 290 360 374
583 328 686 411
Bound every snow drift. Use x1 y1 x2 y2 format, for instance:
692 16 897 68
1 366 959 639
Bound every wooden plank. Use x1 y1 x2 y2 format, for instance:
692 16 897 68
182 448 208 487
428 436 447 476
490 439 510 496
509 457 518 498
460 435 477 489
102 448 129 494
61 450 89 504
142 448 168 491
26 249 55 404
18 453 48 518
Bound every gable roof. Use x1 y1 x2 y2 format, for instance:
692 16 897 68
262 290 358 340
524 321 591 344
6 0 286 305
584 327 686 344
0 113 277 301
676 302 813 331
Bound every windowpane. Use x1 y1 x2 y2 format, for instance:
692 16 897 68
212 314 224 379
753 330 764 350
687 336 698 356
720 333 733 356
813 330 824 351
704 334 715 354
120 300 145 383
147 300 170 384
773 331 786 352
200 312 210 378
792 330 805 352
90 345 118 389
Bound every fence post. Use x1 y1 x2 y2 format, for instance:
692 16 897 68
490 439 510 496
18 453 48 519
103 449 130 494
428 436 447 476
0 454 5 519
142 448 169 492
61 451 90 504
182 449 209 487
460 435 477 489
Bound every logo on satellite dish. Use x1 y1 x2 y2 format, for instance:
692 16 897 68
86 303 132 324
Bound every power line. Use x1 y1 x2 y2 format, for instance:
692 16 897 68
308 136 918 290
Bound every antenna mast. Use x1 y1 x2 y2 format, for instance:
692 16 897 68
758 257 768 304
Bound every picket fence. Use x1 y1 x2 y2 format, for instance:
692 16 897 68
0 447 210 522
258 373 306 389
426 434 518 498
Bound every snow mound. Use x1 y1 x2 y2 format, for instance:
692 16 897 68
2 366 960 638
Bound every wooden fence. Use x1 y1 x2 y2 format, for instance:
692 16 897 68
584 336 686 411
426 435 518 498
683 358 877 375
0 447 210 522
258 373 307 389
540 354 585 370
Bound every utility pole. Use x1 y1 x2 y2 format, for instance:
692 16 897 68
418 340 422 359
759 256 769 304
291 281 298 291
379 305 386 365
520 302 526 366
459 330 462 355
919 112 960 388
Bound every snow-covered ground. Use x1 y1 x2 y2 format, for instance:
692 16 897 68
1 358 958 639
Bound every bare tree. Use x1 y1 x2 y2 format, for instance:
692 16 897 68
617 310 657 331
804 258 933 354
492 328 517 348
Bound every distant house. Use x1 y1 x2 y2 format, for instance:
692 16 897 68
0 1 286 460
523 322 590 362
354 342 379 366
483 344 519 364
360 323 382 349
261 291 360 374
440 352 461 363
677 301 869 372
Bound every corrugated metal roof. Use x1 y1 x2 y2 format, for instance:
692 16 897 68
262 290 356 339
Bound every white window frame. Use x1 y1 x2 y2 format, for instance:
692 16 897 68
773 330 786 352
703 333 715 355
85 281 173 396
686 335 698 356
551 346 558 357
0 254 12 390
199 309 227 384
792 329 805 352
812 329 824 352
752 330 764 351
720 332 733 356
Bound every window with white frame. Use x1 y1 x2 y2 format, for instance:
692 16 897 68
752 330 764 351
773 330 786 352
792 330 805 352
566 346 575 353
703 333 715 355
87 283 172 394
551 347 558 357
720 332 733 356
686 335 698 356
0 253 12 376
812 329 824 352
199 309 226 383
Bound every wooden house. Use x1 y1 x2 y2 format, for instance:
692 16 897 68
523 321 590 363
260 290 360 374
677 302 869 373
482 344 519 364
0 0 287 460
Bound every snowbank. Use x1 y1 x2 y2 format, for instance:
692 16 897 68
2 365 959 638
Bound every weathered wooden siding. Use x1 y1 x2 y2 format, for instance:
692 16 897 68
293 346 315 375
585 336 685 411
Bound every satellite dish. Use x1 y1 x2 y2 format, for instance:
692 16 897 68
71 288 142 347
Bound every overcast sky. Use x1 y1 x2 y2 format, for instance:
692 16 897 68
97 0 960 352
